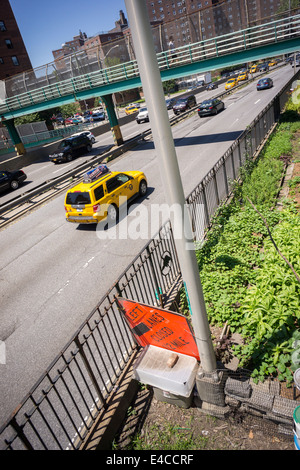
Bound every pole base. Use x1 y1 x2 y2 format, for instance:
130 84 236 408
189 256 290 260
112 125 123 146
195 363 228 407
15 142 26 155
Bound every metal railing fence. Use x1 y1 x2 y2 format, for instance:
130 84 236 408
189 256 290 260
0 120 107 152
0 14 299 116
0 76 295 450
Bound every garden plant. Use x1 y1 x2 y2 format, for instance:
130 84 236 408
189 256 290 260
180 102 300 385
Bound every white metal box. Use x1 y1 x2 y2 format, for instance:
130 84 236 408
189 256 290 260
133 345 198 397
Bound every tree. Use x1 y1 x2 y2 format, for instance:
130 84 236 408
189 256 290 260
59 103 79 118
163 79 177 95
14 109 59 128
276 0 299 13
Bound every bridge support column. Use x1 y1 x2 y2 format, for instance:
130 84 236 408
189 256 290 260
102 94 123 146
2 117 26 155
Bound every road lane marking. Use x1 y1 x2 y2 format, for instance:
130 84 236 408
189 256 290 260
52 162 74 173
58 257 95 294
27 164 50 175
254 99 261 104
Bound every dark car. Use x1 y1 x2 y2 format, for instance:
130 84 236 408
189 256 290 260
49 134 93 163
55 116 65 125
0 170 27 194
173 95 196 114
165 97 178 109
258 62 269 72
206 82 218 90
256 78 273 90
198 98 225 117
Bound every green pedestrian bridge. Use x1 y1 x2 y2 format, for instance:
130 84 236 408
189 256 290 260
0 13 299 149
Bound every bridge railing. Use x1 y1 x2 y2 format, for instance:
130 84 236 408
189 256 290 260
0 72 295 450
0 14 299 116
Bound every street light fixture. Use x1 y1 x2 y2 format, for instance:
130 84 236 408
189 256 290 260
125 0 217 373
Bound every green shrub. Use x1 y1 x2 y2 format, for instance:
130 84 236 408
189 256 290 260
180 111 300 384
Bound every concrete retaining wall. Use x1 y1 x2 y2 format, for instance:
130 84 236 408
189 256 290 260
0 113 136 172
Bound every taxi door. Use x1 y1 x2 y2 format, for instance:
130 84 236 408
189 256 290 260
105 174 134 211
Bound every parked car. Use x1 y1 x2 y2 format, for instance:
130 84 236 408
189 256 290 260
250 64 258 73
49 134 93 163
0 170 27 194
53 116 64 125
206 82 218 90
64 117 74 125
237 71 248 82
71 131 96 144
165 97 178 109
136 107 149 124
91 112 105 121
125 105 139 115
225 78 237 90
258 62 269 72
64 165 148 225
256 78 273 90
173 95 196 114
84 115 92 123
72 115 84 124
128 102 140 109
198 98 225 117
93 107 104 113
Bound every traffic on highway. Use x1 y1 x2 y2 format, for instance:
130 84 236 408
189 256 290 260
0 61 296 427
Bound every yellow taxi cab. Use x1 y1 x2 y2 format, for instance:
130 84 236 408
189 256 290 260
64 165 148 224
250 64 258 73
237 71 248 82
225 78 237 90
125 105 139 115
268 59 277 67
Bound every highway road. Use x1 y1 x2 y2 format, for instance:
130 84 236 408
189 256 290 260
0 64 295 426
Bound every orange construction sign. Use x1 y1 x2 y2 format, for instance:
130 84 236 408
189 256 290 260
117 298 200 361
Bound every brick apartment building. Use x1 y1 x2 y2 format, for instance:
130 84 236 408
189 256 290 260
145 0 282 49
0 0 32 80
52 10 128 62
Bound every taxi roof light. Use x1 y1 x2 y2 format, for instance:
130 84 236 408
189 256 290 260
83 164 110 183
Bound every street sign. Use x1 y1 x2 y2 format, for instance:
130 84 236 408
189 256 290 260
117 298 200 361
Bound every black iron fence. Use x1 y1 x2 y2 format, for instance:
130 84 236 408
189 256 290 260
0 75 295 450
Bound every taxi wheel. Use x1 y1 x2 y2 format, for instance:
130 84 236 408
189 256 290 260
139 180 147 196
107 204 118 224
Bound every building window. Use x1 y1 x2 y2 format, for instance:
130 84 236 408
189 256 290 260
5 39 13 49
11 56 19 66
0 57 4 64
0 21 7 31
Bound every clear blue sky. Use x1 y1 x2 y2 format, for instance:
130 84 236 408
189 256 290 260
10 0 127 68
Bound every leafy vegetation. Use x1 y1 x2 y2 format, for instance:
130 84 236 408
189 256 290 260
180 105 300 385
14 103 80 127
